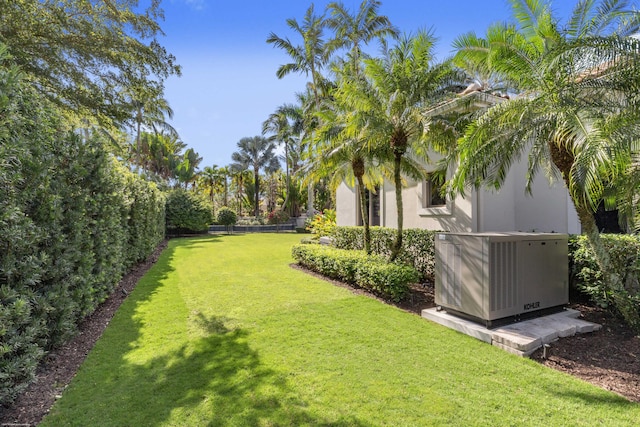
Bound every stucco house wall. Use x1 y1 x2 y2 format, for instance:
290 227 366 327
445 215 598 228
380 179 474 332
335 88 581 234
335 154 580 234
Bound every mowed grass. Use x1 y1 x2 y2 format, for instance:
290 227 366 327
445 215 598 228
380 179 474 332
42 234 639 426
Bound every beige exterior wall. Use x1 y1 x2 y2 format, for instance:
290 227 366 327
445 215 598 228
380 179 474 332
336 183 359 226
335 155 580 234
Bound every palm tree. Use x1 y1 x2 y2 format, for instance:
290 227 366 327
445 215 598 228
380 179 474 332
126 84 179 172
229 166 252 217
339 30 465 260
175 148 203 189
231 136 281 217
267 4 330 110
326 0 399 73
262 103 304 216
267 4 332 216
200 165 225 212
450 0 640 330
310 95 386 254
217 165 231 207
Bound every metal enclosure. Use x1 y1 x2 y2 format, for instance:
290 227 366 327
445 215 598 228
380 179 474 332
435 232 568 325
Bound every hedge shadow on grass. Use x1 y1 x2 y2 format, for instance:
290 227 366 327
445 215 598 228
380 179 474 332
42 235 367 427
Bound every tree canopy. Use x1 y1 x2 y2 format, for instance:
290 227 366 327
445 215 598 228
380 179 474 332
0 0 181 127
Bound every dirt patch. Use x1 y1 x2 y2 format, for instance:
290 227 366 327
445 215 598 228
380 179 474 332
1 253 638 426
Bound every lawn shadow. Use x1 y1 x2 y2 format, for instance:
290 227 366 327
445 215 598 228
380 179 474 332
547 386 638 408
114 317 366 426
44 236 366 426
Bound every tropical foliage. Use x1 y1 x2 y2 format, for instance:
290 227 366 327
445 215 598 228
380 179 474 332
0 48 165 405
450 0 640 331
230 136 281 217
0 0 180 127
165 189 213 235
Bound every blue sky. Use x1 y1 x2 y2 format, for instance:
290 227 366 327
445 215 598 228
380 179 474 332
158 0 574 168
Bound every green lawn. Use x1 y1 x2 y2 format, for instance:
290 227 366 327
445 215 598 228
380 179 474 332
42 234 639 426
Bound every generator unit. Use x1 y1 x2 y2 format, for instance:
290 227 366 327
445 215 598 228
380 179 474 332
434 232 568 327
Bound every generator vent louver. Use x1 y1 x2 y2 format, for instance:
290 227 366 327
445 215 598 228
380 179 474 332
435 233 568 326
489 241 517 312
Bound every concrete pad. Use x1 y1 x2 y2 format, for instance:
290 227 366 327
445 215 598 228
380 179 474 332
421 308 493 343
492 341 539 357
421 307 602 357
497 320 559 345
491 328 544 352
572 318 602 333
557 308 581 319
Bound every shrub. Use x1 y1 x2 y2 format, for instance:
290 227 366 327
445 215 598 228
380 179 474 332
306 209 336 237
0 49 165 406
292 244 419 301
165 189 213 234
570 234 640 331
237 216 265 225
332 226 439 281
267 209 290 225
216 207 237 233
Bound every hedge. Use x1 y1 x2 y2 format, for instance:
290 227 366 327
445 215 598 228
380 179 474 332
332 226 439 281
292 244 420 302
570 234 640 332
0 54 165 406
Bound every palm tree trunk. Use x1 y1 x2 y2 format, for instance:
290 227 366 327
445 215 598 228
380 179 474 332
283 143 291 215
224 176 229 206
391 152 403 261
356 175 371 255
575 202 638 330
254 168 260 217
551 141 639 331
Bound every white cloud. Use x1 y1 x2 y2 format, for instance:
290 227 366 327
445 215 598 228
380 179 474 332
171 0 206 11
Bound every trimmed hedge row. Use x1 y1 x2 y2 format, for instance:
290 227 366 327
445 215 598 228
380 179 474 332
0 56 165 405
332 226 439 281
292 244 420 302
570 234 640 331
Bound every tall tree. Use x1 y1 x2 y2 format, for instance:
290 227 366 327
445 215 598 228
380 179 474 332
326 0 399 73
267 4 331 215
229 166 252 217
200 165 221 208
263 103 304 215
451 0 640 330
311 94 386 254
267 4 330 109
231 136 280 217
340 30 465 260
127 84 179 170
0 0 180 126
175 148 203 189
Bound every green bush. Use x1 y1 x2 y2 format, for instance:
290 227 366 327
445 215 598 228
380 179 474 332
332 226 439 281
216 207 237 233
165 189 213 234
292 244 419 301
570 234 640 331
0 49 165 406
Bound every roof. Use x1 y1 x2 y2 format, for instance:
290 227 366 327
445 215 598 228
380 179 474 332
424 87 506 118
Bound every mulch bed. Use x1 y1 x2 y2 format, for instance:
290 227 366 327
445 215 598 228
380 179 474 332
1 249 638 426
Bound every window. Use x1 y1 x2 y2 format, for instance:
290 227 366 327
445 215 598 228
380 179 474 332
422 174 446 208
